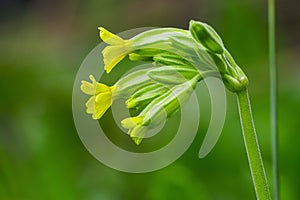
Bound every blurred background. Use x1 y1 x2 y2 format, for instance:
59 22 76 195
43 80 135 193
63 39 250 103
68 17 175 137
0 0 299 199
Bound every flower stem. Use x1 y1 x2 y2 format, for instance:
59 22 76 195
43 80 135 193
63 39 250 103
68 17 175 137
268 0 279 199
237 89 271 200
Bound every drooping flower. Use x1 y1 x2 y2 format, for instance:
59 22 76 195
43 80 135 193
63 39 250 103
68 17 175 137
83 20 250 145
80 75 115 119
121 116 146 145
99 26 218 74
80 68 157 120
99 27 133 73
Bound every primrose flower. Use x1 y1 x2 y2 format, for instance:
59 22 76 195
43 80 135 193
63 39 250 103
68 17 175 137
121 116 146 145
99 27 133 73
99 26 218 74
79 67 157 118
80 68 155 119
82 19 251 145
80 75 115 119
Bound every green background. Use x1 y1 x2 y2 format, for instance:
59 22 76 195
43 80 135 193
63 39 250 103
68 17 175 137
0 0 299 199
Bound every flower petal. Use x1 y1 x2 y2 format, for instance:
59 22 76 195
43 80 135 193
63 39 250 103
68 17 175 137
91 92 112 119
85 96 96 114
98 27 125 45
81 80 96 95
121 116 144 129
130 126 147 145
102 45 128 73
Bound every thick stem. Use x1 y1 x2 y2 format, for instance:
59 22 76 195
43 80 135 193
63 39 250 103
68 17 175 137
237 89 271 200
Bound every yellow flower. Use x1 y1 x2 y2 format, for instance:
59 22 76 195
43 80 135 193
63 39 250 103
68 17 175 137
121 116 146 145
121 116 144 129
81 75 115 119
98 27 132 74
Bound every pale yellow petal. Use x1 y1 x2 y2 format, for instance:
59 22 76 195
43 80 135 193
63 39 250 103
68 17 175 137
121 117 144 129
98 27 125 45
102 45 128 73
85 96 96 114
130 126 147 145
95 92 111 104
91 92 113 119
86 75 112 94
96 83 111 93
131 137 143 145
80 80 96 95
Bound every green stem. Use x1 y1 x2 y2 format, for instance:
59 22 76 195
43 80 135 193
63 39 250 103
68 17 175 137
237 89 271 200
268 0 279 199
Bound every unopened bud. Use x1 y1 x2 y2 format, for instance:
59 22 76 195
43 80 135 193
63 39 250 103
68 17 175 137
189 20 224 54
147 66 200 85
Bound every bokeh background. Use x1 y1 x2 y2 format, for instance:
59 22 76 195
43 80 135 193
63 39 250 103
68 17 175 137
0 0 299 199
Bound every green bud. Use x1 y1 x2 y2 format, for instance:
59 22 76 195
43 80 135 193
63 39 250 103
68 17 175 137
153 53 192 66
222 73 248 92
129 53 153 61
129 48 168 61
141 76 199 125
147 66 201 85
189 20 224 54
114 68 154 98
126 85 168 110
130 83 162 99
207 52 227 73
219 50 248 92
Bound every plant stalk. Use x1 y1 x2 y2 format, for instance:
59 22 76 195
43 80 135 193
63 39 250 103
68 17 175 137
268 0 279 199
237 89 271 200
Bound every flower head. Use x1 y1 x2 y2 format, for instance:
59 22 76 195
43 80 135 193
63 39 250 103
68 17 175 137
81 75 115 119
82 20 250 145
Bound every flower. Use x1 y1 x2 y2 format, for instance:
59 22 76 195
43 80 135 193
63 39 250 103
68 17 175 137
99 27 132 73
121 116 146 145
83 20 250 145
80 68 157 120
99 26 218 74
80 75 115 119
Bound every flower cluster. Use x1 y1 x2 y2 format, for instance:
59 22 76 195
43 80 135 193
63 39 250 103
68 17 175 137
81 20 248 144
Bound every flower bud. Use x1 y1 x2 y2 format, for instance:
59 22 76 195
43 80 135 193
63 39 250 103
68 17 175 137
207 52 227 73
189 20 224 54
143 76 198 123
126 85 168 110
153 53 191 66
114 68 154 98
129 49 168 61
147 66 201 85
